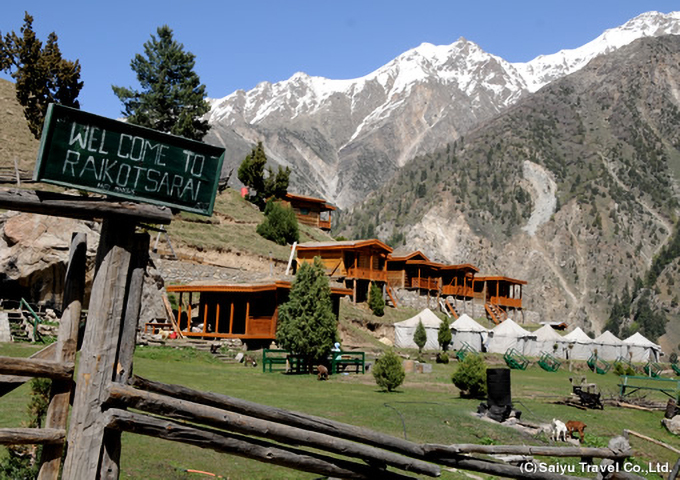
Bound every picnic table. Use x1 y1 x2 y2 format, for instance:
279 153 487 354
262 349 305 373
330 351 365 374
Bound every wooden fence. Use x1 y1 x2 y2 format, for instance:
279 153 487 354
0 187 637 479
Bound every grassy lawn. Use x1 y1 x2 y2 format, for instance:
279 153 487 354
1 342 679 479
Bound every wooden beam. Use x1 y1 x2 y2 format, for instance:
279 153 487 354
0 187 172 224
0 343 56 397
39 232 87 480
130 375 427 459
105 409 418 480
61 217 137 479
0 428 65 445
0 356 73 381
422 443 632 459
105 383 440 477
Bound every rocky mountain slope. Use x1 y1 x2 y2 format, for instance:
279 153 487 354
206 11 680 209
337 35 680 352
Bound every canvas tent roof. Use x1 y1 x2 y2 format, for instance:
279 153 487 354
594 331 623 345
528 324 565 357
592 331 624 361
487 319 536 355
394 308 442 351
563 327 592 343
623 332 659 347
623 332 662 363
450 314 488 351
562 327 593 360
451 314 487 333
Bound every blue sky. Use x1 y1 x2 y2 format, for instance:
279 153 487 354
1 1 678 119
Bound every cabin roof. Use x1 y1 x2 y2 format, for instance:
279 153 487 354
297 239 393 254
284 192 336 211
167 279 352 296
474 275 527 285
437 263 479 273
388 250 431 262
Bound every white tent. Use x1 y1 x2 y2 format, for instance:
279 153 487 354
592 331 624 361
530 324 565 358
623 332 662 363
562 327 593 360
487 319 536 355
394 308 442 351
450 314 488 352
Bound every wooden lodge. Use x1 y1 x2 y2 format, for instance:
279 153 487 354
166 280 352 346
295 239 396 304
472 275 527 324
439 263 478 300
282 193 336 231
386 251 440 293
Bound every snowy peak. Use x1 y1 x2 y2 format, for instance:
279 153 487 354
515 11 680 91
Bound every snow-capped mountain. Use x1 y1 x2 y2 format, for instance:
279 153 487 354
205 11 680 208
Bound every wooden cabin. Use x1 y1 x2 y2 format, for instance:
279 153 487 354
166 280 351 347
386 251 440 293
439 263 478 299
282 193 336 231
295 239 394 304
472 275 527 324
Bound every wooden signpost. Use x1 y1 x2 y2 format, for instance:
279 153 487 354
34 104 225 216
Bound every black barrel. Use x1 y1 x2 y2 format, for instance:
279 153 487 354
486 368 511 407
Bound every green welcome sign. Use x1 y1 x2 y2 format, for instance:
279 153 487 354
34 104 225 216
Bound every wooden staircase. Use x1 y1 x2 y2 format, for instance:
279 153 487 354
439 298 459 319
485 303 507 325
385 283 398 307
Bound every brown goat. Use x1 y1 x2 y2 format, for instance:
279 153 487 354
317 365 329 381
565 420 587 443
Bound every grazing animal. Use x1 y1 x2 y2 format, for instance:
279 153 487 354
565 420 587 443
317 365 329 381
243 355 257 367
550 418 567 442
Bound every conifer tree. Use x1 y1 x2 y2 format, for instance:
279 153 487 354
238 141 290 210
276 257 337 371
112 25 210 140
368 282 385 316
414 319 427 355
438 317 452 352
0 12 83 139
372 349 405 392
256 199 299 245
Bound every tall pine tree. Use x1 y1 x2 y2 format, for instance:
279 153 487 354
238 141 290 210
276 257 338 371
112 25 210 140
0 12 83 139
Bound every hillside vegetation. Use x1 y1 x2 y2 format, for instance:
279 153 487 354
337 36 680 352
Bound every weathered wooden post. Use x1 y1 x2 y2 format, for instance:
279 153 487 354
38 233 87 480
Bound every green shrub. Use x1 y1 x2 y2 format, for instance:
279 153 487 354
256 199 299 245
413 320 427 354
436 352 449 364
451 354 487 398
368 282 385 316
438 318 452 351
613 362 626 376
372 349 406 392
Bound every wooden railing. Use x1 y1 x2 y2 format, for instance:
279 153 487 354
489 296 522 309
346 267 387 282
318 219 331 230
441 285 475 297
411 277 439 291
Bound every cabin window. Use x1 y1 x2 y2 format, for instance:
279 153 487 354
300 207 310 215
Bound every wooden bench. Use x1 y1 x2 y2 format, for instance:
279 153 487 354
330 351 365 374
618 375 680 400
262 349 306 373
